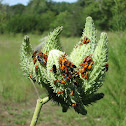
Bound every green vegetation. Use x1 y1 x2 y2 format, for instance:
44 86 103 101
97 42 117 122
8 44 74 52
0 0 126 35
0 31 126 125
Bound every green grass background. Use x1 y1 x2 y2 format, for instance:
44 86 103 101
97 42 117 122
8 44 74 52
0 31 126 126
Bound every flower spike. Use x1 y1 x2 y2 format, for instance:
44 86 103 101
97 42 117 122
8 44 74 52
20 16 108 115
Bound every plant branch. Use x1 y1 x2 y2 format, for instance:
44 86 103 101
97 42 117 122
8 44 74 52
30 96 50 126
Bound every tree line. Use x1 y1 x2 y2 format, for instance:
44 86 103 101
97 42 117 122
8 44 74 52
0 0 126 36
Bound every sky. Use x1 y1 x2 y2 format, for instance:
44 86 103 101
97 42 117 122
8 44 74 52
2 0 78 6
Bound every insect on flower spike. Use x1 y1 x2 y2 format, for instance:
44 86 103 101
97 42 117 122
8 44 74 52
33 56 37 64
88 62 93 70
80 68 85 74
106 63 109 72
50 64 57 73
38 58 46 66
35 65 38 73
72 103 80 107
86 56 92 62
84 62 88 69
29 74 32 78
57 91 64 94
58 80 66 84
37 52 43 58
32 50 38 58
84 71 88 79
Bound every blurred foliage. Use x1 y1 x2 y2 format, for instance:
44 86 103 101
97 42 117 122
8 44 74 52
0 0 126 35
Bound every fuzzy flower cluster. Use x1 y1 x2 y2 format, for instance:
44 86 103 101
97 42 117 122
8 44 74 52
20 17 108 115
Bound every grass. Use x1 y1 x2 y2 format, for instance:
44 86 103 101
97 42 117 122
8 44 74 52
0 31 126 126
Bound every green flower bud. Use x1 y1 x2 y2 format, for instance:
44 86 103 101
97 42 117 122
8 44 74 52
20 17 108 115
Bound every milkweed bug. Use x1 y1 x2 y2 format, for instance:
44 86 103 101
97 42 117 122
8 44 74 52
80 68 85 74
57 91 64 94
84 71 88 79
106 63 108 72
32 50 38 58
80 38 83 41
72 103 80 107
43 54 48 62
35 65 38 73
81 73 85 77
79 63 84 66
60 64 65 73
58 80 66 84
83 40 86 44
38 58 46 66
86 56 92 62
37 52 43 58
84 62 88 69
88 62 93 70
64 67 68 74
50 64 57 73
33 56 37 64
86 39 90 43
79 42 83 45
72 103 77 107
29 74 32 78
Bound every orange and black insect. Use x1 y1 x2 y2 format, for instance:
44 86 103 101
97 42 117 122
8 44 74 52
81 73 85 77
38 58 46 66
84 71 88 79
79 63 84 66
86 56 92 62
43 54 48 62
72 103 80 107
83 62 88 69
60 64 65 73
80 68 85 74
35 65 38 73
64 67 69 74
72 103 77 107
33 56 37 64
32 50 38 64
29 74 32 78
37 52 43 58
88 61 93 70
58 80 66 84
79 42 83 45
86 39 90 43
57 91 64 94
106 63 108 72
80 38 83 41
32 50 38 58
50 64 57 73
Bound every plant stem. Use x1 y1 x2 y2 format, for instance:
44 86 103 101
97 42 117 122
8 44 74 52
30 96 50 126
